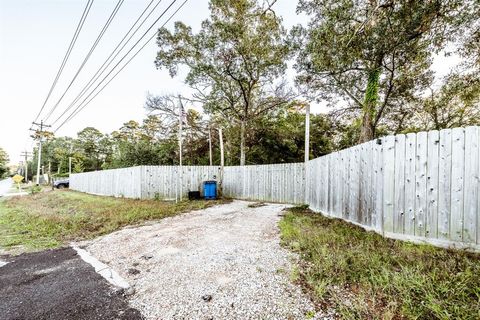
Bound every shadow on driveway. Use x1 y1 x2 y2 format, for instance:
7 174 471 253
0 247 143 320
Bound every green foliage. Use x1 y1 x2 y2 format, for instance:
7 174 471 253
404 72 480 131
0 147 9 178
155 0 293 164
29 185 42 195
294 0 473 141
280 209 480 319
72 159 84 173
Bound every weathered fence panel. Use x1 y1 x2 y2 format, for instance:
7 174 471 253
305 126 480 250
70 166 142 198
223 163 305 204
71 165 220 199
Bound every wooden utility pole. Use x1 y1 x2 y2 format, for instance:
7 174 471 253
20 151 32 183
30 120 51 186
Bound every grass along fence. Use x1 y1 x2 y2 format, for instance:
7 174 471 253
70 126 480 250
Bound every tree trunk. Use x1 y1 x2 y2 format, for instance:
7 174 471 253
359 67 381 143
240 120 246 166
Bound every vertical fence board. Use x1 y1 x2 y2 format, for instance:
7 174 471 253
426 130 440 238
415 132 428 237
464 126 479 243
438 129 452 239
404 133 417 236
394 134 406 234
383 136 396 233
450 128 465 242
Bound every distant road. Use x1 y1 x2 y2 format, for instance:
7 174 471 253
0 178 12 196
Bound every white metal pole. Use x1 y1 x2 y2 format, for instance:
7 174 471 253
208 128 213 166
69 144 73 176
218 128 224 168
304 104 310 204
178 95 183 201
305 104 310 163
218 128 224 196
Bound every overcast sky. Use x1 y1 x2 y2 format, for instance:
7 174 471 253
0 0 457 164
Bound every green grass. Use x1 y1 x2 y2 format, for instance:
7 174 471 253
0 190 226 252
279 207 480 320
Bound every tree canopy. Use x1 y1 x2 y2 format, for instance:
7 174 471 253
293 0 474 142
155 0 293 165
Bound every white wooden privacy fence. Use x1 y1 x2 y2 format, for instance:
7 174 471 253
71 126 480 250
71 165 221 199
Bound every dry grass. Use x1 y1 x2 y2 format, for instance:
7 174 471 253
279 207 480 320
0 190 226 252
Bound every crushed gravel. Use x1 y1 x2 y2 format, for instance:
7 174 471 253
82 200 331 319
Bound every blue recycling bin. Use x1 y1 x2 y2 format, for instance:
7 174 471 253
203 181 217 200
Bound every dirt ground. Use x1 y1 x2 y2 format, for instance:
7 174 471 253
82 200 327 319
0 247 142 320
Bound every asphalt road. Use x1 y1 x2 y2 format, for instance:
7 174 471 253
0 178 12 196
0 247 143 320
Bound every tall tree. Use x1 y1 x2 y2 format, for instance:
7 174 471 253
294 0 469 142
155 0 293 165
0 147 9 178
76 127 107 171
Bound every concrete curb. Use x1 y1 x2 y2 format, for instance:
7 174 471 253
2 192 28 197
71 244 130 289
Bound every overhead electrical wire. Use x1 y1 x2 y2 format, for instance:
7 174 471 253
53 0 189 133
42 0 125 121
32 0 94 123
47 0 163 124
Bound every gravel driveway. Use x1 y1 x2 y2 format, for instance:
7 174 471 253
82 200 325 319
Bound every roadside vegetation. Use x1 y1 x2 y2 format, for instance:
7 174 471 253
0 190 225 252
280 207 480 319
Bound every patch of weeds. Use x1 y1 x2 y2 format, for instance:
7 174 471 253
279 208 480 319
29 185 42 194
305 310 316 319
290 265 300 282
276 267 286 274
287 204 309 213
248 202 266 208
0 190 229 252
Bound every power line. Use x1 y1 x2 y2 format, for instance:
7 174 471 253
33 0 94 123
48 0 163 124
54 0 189 133
53 0 180 129
42 0 125 121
